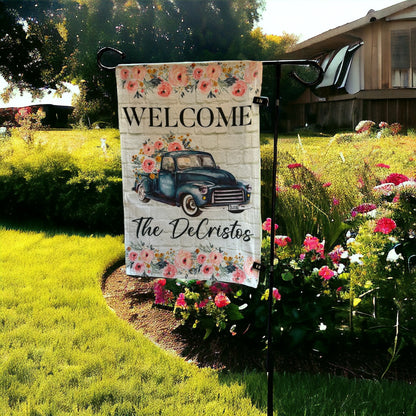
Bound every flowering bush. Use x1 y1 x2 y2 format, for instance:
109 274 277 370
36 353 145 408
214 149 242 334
14 106 45 145
354 120 403 138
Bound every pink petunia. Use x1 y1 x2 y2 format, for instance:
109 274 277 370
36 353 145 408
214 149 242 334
374 217 396 234
318 266 335 280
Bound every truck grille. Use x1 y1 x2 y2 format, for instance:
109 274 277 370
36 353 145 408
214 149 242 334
212 189 245 204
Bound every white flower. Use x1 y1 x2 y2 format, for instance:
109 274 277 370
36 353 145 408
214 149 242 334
398 180 416 189
386 248 404 263
337 263 346 274
319 323 327 331
346 238 356 245
350 254 364 265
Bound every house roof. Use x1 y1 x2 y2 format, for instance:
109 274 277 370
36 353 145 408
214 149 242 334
285 0 416 58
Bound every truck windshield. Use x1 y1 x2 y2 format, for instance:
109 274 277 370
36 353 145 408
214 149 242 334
177 155 215 170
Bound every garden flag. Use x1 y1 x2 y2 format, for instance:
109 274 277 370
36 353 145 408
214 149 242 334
116 61 263 288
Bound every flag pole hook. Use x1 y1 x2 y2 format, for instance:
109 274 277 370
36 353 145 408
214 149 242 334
97 47 126 71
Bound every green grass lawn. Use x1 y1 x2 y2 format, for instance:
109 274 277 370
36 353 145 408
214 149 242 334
1 226 416 415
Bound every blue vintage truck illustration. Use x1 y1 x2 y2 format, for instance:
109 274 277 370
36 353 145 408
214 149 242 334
133 150 252 217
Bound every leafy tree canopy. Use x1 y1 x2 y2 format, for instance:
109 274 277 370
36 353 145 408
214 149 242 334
0 0 300 125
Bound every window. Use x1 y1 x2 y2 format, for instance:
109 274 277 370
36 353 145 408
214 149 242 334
391 29 416 87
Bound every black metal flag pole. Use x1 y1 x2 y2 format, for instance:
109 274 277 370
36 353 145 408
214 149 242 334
260 59 323 416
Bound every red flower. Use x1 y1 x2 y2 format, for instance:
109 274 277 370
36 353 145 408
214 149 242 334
351 203 377 217
384 173 409 186
287 163 303 169
322 182 332 187
376 163 390 169
214 292 230 308
291 184 302 190
374 217 396 234
175 293 187 309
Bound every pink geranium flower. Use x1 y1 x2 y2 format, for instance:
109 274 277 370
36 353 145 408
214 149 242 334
318 266 335 280
262 218 278 232
175 293 187 309
214 292 230 308
374 217 396 234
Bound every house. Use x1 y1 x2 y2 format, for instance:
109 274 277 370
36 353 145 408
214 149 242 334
0 78 79 128
282 0 416 132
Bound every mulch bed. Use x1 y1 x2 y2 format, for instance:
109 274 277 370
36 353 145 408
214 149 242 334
102 263 416 382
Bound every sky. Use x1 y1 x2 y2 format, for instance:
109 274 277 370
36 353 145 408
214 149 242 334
257 0 404 42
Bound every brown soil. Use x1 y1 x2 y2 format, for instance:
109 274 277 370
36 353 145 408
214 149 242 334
102 263 416 382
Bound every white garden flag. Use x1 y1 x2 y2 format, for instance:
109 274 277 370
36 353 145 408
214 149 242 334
116 61 263 288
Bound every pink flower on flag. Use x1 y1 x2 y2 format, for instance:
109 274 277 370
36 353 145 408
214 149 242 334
167 141 183 152
374 217 396 234
205 64 222 80
198 78 212 94
318 266 335 280
126 80 138 93
128 251 138 262
197 253 207 264
154 140 164 150
120 68 130 80
133 262 145 273
131 66 146 81
209 251 223 266
193 67 204 80
142 158 156 173
157 81 172 97
232 80 247 97
140 248 154 264
168 65 189 86
201 264 214 275
232 268 246 284
163 264 177 278
244 62 260 83
142 143 155 156
174 250 193 270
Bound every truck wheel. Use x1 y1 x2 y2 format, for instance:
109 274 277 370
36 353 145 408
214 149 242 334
137 183 150 202
181 194 201 217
